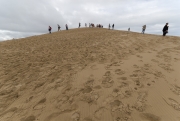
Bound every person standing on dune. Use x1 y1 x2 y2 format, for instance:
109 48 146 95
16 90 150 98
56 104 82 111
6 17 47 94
142 25 146 34
48 26 52 34
57 24 61 31
162 23 169 36
112 24 114 30
79 22 81 28
66 24 68 30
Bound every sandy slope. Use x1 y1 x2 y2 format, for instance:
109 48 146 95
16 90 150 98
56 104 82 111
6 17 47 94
0 28 180 121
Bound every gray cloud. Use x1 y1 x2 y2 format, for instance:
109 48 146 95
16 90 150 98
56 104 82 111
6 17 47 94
0 0 179 41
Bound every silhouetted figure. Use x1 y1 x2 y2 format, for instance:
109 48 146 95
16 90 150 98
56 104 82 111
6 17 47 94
142 25 146 34
162 23 169 36
65 24 68 30
48 26 52 33
128 28 130 31
79 23 81 28
85 23 87 27
91 23 94 27
112 24 114 30
109 24 111 30
57 24 61 31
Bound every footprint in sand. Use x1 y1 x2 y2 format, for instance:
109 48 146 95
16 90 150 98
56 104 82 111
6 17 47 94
110 61 121 66
26 96 33 103
118 81 129 88
80 92 99 104
115 69 125 75
112 111 131 121
133 79 143 87
170 84 180 95
153 71 164 78
130 73 138 78
0 107 18 120
133 64 139 68
58 103 79 114
94 107 106 120
101 76 114 88
71 112 80 121
158 63 174 73
103 95 119 107
140 113 161 121
33 97 46 110
151 59 159 63
83 117 93 121
56 95 70 106
21 115 36 121
136 55 143 58
110 100 124 112
104 71 111 77
44 112 61 121
112 88 119 97
90 65 98 70
34 81 46 90
118 87 133 99
101 71 114 88
133 92 148 112
111 103 133 121
174 58 180 61
85 78 94 87
163 98 180 111
118 77 127 81
93 85 101 90
82 86 93 94
147 83 151 86
61 84 72 94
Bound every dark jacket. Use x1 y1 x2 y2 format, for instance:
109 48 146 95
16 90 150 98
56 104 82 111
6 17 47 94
163 25 168 32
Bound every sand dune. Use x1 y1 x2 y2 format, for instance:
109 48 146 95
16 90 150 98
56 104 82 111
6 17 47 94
0 28 180 121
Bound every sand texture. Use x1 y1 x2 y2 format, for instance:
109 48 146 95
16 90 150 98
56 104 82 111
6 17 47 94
0 28 180 121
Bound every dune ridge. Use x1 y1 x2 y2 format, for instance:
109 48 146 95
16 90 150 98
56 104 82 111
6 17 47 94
0 28 180 121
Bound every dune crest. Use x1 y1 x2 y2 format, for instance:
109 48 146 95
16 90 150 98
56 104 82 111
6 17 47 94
0 28 180 121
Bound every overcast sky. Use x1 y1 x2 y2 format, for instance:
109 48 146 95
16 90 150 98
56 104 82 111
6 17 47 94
0 0 180 41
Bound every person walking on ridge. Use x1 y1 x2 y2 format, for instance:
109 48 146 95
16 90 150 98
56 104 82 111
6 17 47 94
66 24 68 30
142 25 146 34
85 23 87 27
162 23 169 36
112 24 114 30
128 28 130 31
48 26 52 34
79 22 81 28
57 24 61 31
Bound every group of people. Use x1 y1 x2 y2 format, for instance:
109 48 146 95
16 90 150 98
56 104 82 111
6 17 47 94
141 23 169 36
48 22 169 36
48 24 69 33
109 24 115 30
96 24 103 28
89 23 95 27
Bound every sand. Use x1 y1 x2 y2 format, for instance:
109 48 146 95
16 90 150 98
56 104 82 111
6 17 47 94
0 28 180 121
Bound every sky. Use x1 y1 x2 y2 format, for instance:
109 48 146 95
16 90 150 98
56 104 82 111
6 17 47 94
0 0 180 41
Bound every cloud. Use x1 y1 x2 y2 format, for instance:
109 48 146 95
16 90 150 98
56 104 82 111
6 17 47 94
0 0 179 40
